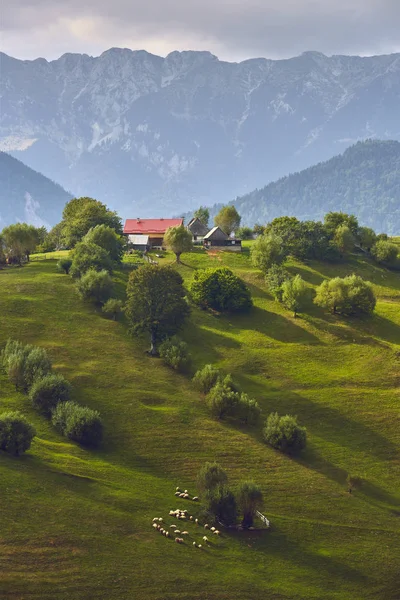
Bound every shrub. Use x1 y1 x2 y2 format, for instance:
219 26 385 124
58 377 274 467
30 374 71 416
159 337 191 372
69 241 113 278
250 232 286 272
263 412 307 454
281 274 309 317
190 267 252 313
23 347 52 390
76 269 113 304
1 339 28 370
197 461 228 494
6 351 29 390
83 224 124 263
102 298 124 320
192 364 221 393
0 411 36 455
206 375 240 419
237 481 263 528
237 393 262 426
265 264 290 301
236 226 253 240
206 486 237 526
57 258 73 274
52 401 103 447
314 274 376 316
371 240 399 267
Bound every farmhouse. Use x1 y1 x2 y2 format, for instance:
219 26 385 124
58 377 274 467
203 226 242 252
124 218 183 250
187 217 209 242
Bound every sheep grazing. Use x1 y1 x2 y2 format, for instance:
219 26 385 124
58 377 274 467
152 517 158 522
192 496 199 501
175 492 181 496
181 531 189 536
176 486 181 492
197 544 202 549
195 518 199 525
210 527 216 532
184 489 188 494
193 542 197 547
152 523 158 529
166 532 170 538
158 518 163 523
179 493 185 498
183 494 190 499
170 524 177 529
213 530 220 536
174 530 181 535
204 524 209 529
156 524 161 531
202 536 209 543
189 516 193 521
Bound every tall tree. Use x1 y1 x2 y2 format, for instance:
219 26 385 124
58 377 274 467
1 223 40 263
164 225 193 263
194 206 210 228
324 212 359 236
83 224 125 263
214 206 241 236
250 232 286 272
125 265 190 355
237 482 263 528
333 225 354 256
197 462 228 494
281 275 308 317
60 197 122 248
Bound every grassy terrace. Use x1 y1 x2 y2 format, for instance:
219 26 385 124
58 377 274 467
0 244 399 599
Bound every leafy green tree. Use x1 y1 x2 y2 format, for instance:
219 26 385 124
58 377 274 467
324 212 359 236
102 298 124 320
236 226 253 240
1 223 40 263
29 374 71 416
265 216 302 255
0 411 36 455
194 206 210 227
214 205 241 236
52 401 103 447
60 197 122 248
23 347 52 391
333 225 355 256
125 265 189 355
164 225 193 263
190 267 252 313
357 227 377 251
371 240 399 266
57 258 73 274
70 241 113 278
43 222 64 252
206 376 240 419
159 337 191 372
314 275 376 316
253 224 265 236
265 264 290 301
197 462 228 494
281 275 308 317
251 233 286 272
207 486 237 526
192 364 221 393
237 482 263 528
263 413 307 454
237 393 262 426
76 269 114 304
83 224 125 263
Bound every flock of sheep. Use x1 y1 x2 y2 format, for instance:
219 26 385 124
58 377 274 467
151 487 221 548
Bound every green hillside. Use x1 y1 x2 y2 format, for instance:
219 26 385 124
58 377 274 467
229 140 400 234
0 245 399 600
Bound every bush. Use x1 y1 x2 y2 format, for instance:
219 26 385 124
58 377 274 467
263 412 307 454
23 347 52 390
52 401 103 447
69 241 113 278
76 269 113 304
2 340 52 392
250 232 286 272
281 274 309 317
159 337 191 372
371 240 399 267
265 265 290 301
0 411 36 455
1 339 29 370
206 486 238 526
206 376 240 419
102 298 124 320
30 374 71 416
190 267 252 313
83 224 125 263
314 274 376 316
197 462 228 494
237 393 262 426
57 258 73 274
192 364 221 393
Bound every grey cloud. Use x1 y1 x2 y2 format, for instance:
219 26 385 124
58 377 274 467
1 0 400 60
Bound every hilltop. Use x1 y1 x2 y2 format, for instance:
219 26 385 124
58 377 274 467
0 152 72 227
0 244 399 599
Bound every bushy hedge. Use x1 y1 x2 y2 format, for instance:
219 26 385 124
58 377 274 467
29 374 71 415
0 411 36 455
52 401 103 447
76 269 113 304
192 364 221 393
263 413 307 454
190 267 252 313
102 298 124 320
57 258 72 274
70 241 113 278
159 337 191 372
1 339 51 392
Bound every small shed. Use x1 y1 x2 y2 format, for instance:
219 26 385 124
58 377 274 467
187 217 209 242
203 227 242 252
128 234 150 252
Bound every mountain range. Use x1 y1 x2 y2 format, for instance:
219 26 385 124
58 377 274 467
0 152 72 228
1 48 400 217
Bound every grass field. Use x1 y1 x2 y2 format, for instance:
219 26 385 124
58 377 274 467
0 245 399 600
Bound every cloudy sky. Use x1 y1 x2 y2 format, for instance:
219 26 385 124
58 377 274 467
1 0 399 62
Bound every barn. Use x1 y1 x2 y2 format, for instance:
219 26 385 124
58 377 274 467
123 218 183 250
203 227 242 252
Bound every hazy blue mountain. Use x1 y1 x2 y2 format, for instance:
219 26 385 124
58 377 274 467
204 140 400 234
0 152 72 228
1 49 399 216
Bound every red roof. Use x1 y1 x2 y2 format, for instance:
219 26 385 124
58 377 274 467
123 218 183 235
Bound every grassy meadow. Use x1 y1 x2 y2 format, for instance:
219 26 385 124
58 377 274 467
0 244 399 599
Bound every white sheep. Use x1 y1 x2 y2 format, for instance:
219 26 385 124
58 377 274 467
202 536 209 542
174 530 181 535
183 494 190 499
184 489 188 494
213 530 220 536
175 491 181 496
195 518 199 525
179 493 185 498
176 486 181 491
210 527 216 532
193 542 197 547
204 524 209 529
197 544 202 549
152 517 158 522
192 496 199 501
152 523 158 529
181 531 189 536
158 518 163 523
166 532 170 538
189 516 193 521
170 524 177 529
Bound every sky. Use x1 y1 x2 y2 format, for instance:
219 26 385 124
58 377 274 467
1 0 400 62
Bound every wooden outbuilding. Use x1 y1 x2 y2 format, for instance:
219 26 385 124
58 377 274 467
187 217 209 242
203 226 242 252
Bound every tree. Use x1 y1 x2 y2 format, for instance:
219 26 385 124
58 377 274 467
197 462 228 494
265 216 302 256
23 347 52 391
190 267 252 313
314 275 376 316
324 212 359 236
237 394 262 426
333 225 354 256
251 233 286 272
43 222 64 252
194 206 210 228
57 258 73 274
0 411 36 455
357 227 377 251
125 265 190 355
236 226 253 240
237 482 263 528
76 269 114 304
265 264 291 302
83 224 125 263
29 374 71 416
164 225 193 263
60 197 122 248
192 364 221 394
214 206 241 236
159 337 191 372
52 401 103 447
207 486 237 526
1 223 40 263
102 298 124 320
206 377 240 419
69 241 113 278
281 275 308 317
371 240 399 266
263 413 307 454
253 224 265 236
